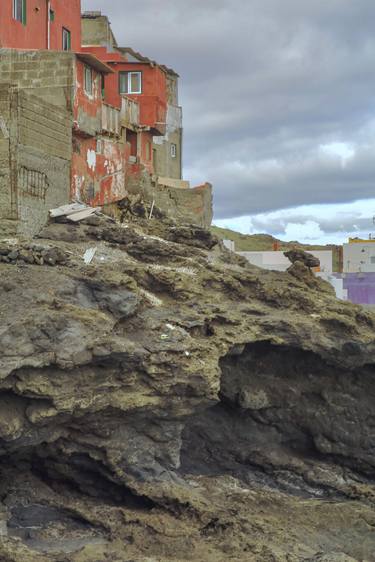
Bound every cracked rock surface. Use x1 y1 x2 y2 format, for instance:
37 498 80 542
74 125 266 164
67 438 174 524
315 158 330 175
0 214 375 561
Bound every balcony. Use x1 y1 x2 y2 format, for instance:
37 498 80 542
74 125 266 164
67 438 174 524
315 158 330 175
139 96 167 136
121 96 140 131
101 103 120 136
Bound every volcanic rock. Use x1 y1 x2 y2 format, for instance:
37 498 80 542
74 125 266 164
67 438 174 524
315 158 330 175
0 215 374 561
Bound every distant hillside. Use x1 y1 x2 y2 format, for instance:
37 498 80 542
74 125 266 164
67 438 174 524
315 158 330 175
211 225 342 271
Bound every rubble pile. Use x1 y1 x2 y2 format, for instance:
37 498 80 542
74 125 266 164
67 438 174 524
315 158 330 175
0 242 69 266
0 213 374 562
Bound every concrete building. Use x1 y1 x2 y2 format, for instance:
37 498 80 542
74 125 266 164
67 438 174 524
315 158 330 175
340 239 375 307
0 4 212 236
343 239 375 273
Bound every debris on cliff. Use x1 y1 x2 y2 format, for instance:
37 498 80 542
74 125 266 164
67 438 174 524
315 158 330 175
0 210 375 562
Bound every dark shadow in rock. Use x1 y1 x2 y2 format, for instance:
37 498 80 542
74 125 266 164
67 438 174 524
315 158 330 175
180 341 375 498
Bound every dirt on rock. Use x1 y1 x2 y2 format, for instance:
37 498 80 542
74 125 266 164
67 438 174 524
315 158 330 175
0 212 375 561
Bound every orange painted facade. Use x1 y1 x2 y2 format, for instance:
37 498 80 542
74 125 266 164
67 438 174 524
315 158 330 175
71 59 128 205
81 46 168 135
0 0 82 51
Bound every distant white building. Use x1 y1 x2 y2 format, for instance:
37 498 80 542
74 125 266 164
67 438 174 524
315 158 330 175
343 240 375 273
238 250 333 274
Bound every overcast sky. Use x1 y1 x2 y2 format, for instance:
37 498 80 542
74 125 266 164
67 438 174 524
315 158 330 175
82 0 375 243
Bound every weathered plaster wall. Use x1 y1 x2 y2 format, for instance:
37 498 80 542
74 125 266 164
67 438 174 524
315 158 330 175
73 59 102 136
152 74 182 180
81 15 117 51
72 135 126 206
153 104 182 179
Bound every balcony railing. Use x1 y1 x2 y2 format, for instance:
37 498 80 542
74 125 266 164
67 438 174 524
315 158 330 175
101 103 120 136
120 96 140 130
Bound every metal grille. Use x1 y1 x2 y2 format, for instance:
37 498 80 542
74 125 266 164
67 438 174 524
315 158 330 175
18 167 49 200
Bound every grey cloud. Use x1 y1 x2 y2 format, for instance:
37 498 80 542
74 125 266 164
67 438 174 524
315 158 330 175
250 212 374 237
82 0 375 222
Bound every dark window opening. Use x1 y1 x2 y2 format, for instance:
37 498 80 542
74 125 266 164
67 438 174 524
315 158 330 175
62 28 71 51
84 66 93 96
13 0 26 25
127 130 138 158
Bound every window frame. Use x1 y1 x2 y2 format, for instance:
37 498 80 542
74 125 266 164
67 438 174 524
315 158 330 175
13 0 26 25
84 65 93 96
119 71 142 95
62 27 71 51
170 143 177 158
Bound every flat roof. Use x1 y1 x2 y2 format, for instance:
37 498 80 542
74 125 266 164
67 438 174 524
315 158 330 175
76 52 114 74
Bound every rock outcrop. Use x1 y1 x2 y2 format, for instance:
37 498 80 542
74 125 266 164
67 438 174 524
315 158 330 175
0 213 375 561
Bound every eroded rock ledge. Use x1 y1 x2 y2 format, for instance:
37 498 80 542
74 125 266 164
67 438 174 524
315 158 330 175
0 214 374 561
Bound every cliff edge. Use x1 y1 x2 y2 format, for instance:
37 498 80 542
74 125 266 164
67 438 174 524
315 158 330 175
0 211 374 561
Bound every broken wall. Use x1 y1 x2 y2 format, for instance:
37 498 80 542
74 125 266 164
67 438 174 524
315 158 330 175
127 173 213 227
72 135 126 206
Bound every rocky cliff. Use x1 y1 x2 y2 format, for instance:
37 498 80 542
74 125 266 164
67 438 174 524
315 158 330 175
0 211 374 562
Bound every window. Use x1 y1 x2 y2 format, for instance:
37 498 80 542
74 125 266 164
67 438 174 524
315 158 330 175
170 143 177 158
119 72 142 94
96 139 103 155
101 75 105 99
62 28 71 51
13 0 26 24
84 66 93 96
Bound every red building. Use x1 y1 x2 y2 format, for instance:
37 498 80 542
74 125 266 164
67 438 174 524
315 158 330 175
0 6 206 227
0 0 82 51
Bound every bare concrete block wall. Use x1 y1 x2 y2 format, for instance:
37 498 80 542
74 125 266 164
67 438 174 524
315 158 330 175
16 91 72 236
0 85 12 221
0 49 75 109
